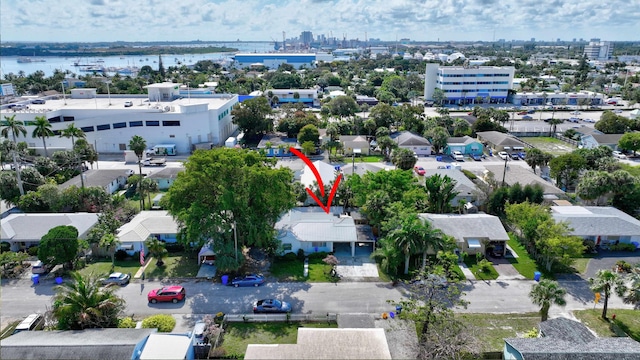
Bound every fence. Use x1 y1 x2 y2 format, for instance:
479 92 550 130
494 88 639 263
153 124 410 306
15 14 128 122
223 313 338 324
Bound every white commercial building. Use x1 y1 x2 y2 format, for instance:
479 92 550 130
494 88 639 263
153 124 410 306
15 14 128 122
0 82 238 155
512 91 605 106
584 39 614 61
424 63 515 105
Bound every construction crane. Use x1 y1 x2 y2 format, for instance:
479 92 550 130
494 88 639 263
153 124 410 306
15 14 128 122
282 31 286 52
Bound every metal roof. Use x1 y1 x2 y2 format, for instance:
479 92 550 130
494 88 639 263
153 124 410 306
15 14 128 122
1 213 99 241
419 213 509 242
551 206 640 236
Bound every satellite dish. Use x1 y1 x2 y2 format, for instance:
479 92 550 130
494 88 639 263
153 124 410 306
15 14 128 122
164 106 170 112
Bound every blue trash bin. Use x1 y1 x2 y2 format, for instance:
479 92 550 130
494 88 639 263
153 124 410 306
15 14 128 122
31 274 39 285
55 277 63 284
221 275 229 285
534 271 541 282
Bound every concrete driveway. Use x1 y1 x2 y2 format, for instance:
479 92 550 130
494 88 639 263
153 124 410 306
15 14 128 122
491 257 525 280
583 252 640 279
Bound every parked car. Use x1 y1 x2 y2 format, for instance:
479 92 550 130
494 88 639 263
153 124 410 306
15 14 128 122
31 260 51 274
509 153 520 160
607 100 617 105
124 101 133 107
570 111 581 115
613 109 623 114
31 99 46 104
230 274 265 287
12 104 29 110
452 151 464 161
518 152 527 160
568 117 580 123
613 151 627 159
12 313 44 335
148 285 186 303
522 115 533 120
498 151 509 160
413 166 426 176
517 111 528 115
470 153 482 161
583 118 595 123
100 272 130 286
253 299 291 313
527 110 536 114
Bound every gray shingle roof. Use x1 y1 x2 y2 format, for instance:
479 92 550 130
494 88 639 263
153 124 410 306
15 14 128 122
476 131 527 147
447 136 478 146
484 164 564 195
1 213 99 241
591 134 624 145
59 169 127 190
551 206 640 236
390 131 431 146
145 167 184 180
423 169 477 196
0 328 156 360
419 213 509 242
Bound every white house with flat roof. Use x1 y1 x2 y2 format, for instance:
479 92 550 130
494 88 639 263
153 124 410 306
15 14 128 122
0 82 238 155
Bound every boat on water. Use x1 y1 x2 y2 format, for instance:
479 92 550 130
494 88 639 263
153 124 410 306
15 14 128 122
79 65 105 73
17 57 46 63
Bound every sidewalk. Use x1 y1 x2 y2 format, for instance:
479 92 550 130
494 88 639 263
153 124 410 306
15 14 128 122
459 261 476 280
133 257 154 280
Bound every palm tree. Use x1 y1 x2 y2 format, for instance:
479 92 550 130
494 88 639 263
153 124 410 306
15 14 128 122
128 135 147 209
529 279 567 321
1 115 26 196
31 116 54 158
145 236 168 266
370 237 402 279
99 233 121 269
141 177 158 210
52 272 125 330
623 270 640 307
387 215 423 275
589 269 627 319
60 123 85 148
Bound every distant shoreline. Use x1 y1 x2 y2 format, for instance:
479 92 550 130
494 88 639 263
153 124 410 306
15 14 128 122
0 45 241 58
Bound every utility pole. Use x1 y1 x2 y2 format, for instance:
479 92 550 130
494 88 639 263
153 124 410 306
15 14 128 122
501 154 509 187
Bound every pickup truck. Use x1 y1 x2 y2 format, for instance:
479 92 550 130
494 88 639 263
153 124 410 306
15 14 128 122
141 157 166 166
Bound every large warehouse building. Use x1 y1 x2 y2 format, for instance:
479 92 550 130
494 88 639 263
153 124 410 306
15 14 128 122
231 53 334 69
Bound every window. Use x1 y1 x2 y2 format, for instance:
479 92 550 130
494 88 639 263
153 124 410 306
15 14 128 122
162 120 180 126
53 130 61 136
81 126 94 132
130 121 143 127
146 121 160 126
96 124 110 131
113 122 127 129
169 135 175 138
282 243 292 251
63 116 75 122
48 116 61 123
311 242 326 248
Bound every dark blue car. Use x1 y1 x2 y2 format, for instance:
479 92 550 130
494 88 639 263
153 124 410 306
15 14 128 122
471 153 482 161
230 274 265 287
253 299 291 313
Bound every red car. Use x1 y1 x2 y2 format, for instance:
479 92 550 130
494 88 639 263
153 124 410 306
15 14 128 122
517 111 528 115
414 166 426 176
147 286 186 304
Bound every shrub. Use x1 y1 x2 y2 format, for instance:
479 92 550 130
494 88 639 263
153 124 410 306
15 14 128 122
209 347 227 358
296 248 306 260
478 259 493 273
114 249 128 261
118 317 137 328
141 314 176 332
462 169 477 180
308 251 328 260
523 327 539 338
27 246 39 256
616 260 632 273
609 243 636 252
165 243 184 253
281 252 297 261
583 240 596 253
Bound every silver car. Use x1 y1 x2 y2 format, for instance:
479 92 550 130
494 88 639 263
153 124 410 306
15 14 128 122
101 272 130 286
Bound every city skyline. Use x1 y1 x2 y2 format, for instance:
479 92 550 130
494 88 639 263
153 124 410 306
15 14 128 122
0 0 639 43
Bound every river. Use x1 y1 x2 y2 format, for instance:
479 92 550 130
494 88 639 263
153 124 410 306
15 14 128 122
0 42 275 77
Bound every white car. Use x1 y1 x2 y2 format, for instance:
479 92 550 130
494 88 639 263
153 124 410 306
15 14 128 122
612 151 627 159
498 151 509 160
613 109 623 114
452 151 464 161
583 118 595 123
570 111 581 115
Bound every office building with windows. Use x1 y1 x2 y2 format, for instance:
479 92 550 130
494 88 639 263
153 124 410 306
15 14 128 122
424 64 515 105
0 82 238 155
584 39 614 61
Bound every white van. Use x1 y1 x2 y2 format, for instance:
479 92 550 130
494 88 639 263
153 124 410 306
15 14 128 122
13 313 44 334
31 260 50 274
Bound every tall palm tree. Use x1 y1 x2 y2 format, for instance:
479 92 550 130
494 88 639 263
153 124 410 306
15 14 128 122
623 270 640 307
589 269 627 319
370 237 402 278
129 135 147 210
1 115 26 196
52 272 125 330
99 233 121 269
387 215 423 275
145 236 168 266
31 116 54 158
60 123 85 148
529 279 567 321
141 177 158 209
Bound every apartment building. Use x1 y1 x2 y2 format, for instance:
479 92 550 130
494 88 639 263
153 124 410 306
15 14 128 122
424 63 515 105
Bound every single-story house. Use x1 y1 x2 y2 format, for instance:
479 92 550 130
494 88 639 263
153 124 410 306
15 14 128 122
245 328 391 360
275 207 374 257
340 163 391 177
444 136 484 156
300 160 340 190
504 317 640 359
355 95 379 106
339 135 371 155
59 169 129 195
0 328 157 360
419 213 509 255
580 133 624 150
1 213 99 252
132 332 195 360
476 131 528 153
146 167 183 190
550 206 640 248
424 168 481 206
257 133 299 157
390 131 433 156
116 211 179 255
484 164 565 196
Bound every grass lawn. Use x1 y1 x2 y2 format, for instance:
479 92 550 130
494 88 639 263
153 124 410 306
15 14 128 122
573 309 640 342
220 322 338 358
620 163 640 177
269 257 335 282
307 258 335 282
357 155 384 163
464 256 499 280
456 313 541 353
506 236 539 279
0 320 20 340
144 253 201 279
78 258 143 278
571 257 591 275
523 136 576 156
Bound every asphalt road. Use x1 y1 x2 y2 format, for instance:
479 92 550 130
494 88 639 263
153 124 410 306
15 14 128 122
2 276 634 330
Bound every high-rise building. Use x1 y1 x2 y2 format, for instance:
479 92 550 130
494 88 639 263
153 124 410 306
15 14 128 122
584 39 614 61
424 64 515 105
300 31 313 46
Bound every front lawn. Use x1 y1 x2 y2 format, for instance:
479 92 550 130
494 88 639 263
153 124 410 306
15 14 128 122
219 322 338 358
78 258 142 278
464 256 499 280
506 236 539 279
571 257 591 275
456 313 541 353
144 252 201 279
269 255 335 282
573 309 640 342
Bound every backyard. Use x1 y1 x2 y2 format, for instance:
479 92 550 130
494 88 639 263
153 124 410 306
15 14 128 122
523 137 576 156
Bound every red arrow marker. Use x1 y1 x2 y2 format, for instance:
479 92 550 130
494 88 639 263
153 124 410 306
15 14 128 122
289 147 342 214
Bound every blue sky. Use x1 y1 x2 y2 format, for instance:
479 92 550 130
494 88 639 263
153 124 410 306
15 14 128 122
1 0 639 43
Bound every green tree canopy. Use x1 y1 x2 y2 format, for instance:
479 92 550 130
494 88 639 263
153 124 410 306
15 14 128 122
529 279 567 321
297 124 320 146
390 148 417 170
231 96 273 140
38 225 80 269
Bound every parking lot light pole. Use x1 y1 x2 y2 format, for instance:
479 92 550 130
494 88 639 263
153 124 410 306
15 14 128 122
502 154 508 187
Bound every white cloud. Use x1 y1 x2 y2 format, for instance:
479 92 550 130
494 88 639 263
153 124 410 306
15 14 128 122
0 0 638 42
